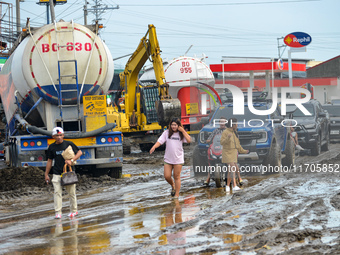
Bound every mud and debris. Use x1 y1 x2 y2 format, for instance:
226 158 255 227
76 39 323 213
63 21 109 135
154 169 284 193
0 144 340 254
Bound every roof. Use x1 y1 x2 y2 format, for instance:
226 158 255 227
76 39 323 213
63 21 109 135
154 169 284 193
210 61 306 73
306 55 340 71
214 77 338 88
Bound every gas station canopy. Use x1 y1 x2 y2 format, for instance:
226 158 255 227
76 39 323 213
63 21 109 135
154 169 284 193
210 61 306 73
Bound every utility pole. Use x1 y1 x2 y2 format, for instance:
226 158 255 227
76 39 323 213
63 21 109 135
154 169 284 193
49 0 55 23
84 0 88 25
85 0 119 24
15 0 20 34
37 0 66 24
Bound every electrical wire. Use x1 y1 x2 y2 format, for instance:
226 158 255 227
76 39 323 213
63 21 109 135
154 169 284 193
120 0 320 7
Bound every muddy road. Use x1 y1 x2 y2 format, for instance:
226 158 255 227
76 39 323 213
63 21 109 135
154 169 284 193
1 144 340 254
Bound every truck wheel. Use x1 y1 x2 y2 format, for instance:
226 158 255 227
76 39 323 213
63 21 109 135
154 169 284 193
10 143 18 167
192 145 208 177
109 167 122 178
214 163 224 188
140 143 153 152
93 168 109 177
8 144 13 166
123 140 131 155
263 141 281 173
282 137 295 166
311 136 321 156
321 132 330 151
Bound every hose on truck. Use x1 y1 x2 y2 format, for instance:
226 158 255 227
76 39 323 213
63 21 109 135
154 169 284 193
14 114 116 138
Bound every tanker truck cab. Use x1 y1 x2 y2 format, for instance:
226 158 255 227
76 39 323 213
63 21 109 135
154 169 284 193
0 20 123 177
193 93 295 174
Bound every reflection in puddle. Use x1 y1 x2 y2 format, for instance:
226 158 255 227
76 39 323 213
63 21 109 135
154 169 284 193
11 218 113 255
122 172 151 178
231 245 241 251
133 233 150 239
131 221 144 230
159 199 186 254
129 207 145 216
221 233 243 244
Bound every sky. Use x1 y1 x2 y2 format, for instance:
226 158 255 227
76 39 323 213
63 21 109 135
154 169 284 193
3 0 340 69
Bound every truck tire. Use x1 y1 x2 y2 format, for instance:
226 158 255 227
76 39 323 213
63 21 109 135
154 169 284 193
10 143 18 167
123 139 131 155
263 141 281 173
214 163 224 188
321 132 330 151
109 167 122 178
311 136 321 156
282 137 295 167
8 144 13 167
192 145 208 177
140 143 153 152
93 168 110 177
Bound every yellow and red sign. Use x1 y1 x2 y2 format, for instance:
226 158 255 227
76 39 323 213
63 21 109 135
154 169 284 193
39 0 67 3
83 95 107 116
186 103 199 115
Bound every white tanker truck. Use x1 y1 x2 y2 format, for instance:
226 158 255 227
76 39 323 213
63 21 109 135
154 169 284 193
140 56 216 136
0 21 123 177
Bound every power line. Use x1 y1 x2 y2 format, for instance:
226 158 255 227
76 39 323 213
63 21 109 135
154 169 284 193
120 0 320 7
85 0 119 24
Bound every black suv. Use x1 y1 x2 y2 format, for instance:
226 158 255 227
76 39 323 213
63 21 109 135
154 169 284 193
322 104 340 142
290 99 330 155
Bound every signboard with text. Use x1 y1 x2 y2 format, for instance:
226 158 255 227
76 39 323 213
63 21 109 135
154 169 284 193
186 103 199 115
83 95 107 116
284 32 312 48
39 0 67 3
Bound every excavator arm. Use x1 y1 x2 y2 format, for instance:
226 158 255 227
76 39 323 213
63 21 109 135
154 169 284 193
119 24 180 127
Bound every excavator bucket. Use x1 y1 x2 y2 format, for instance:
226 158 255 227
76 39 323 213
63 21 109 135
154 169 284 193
156 98 181 127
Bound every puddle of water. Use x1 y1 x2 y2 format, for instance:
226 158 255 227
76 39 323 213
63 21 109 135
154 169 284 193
321 235 337 244
218 233 243 244
6 219 112 255
327 210 340 228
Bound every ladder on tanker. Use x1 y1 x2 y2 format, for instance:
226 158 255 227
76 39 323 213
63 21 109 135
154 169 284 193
55 20 81 131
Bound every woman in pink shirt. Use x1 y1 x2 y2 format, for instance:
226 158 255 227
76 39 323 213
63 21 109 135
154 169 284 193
150 118 191 198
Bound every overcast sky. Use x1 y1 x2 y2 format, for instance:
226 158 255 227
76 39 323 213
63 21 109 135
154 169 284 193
4 0 340 69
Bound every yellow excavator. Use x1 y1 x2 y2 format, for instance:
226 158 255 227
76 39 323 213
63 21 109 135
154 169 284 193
107 24 181 154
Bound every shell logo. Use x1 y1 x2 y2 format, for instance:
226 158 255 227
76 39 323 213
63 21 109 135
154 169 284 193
284 32 312 48
277 59 284 70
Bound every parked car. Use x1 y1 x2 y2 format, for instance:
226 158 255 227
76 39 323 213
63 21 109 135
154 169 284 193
322 104 340 142
291 99 330 156
193 95 295 175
